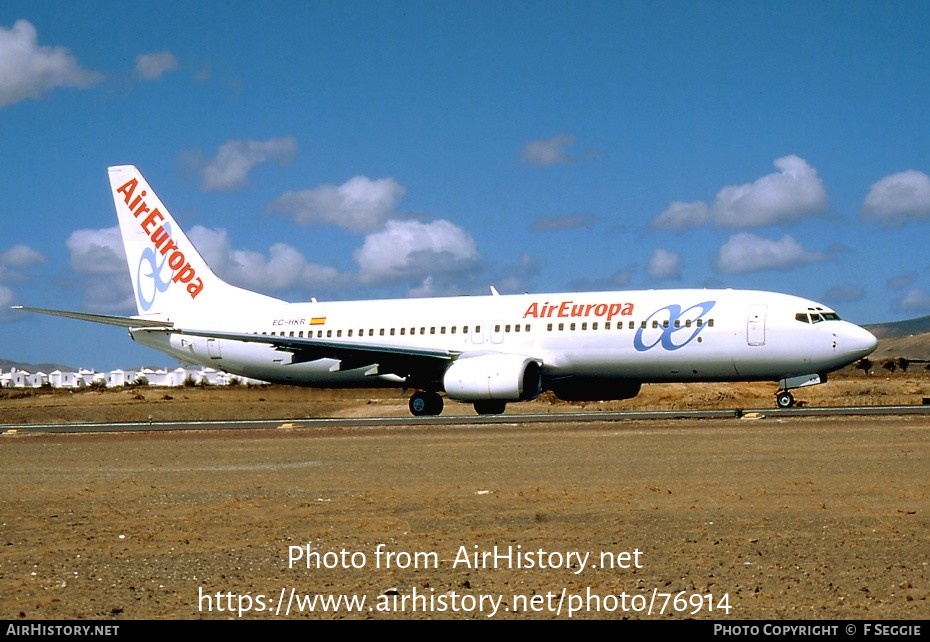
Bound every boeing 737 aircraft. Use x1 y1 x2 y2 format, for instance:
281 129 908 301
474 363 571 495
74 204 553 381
15 165 878 416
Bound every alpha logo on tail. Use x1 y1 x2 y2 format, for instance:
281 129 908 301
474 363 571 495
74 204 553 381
114 176 205 307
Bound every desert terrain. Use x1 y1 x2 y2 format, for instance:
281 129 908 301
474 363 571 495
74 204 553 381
1 365 928 621
1 361 929 425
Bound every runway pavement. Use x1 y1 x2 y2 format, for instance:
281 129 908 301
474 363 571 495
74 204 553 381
3 403 930 434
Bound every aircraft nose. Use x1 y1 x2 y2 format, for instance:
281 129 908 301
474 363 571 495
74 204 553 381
843 323 878 359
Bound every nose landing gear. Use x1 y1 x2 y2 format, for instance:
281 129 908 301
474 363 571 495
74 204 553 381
775 390 795 408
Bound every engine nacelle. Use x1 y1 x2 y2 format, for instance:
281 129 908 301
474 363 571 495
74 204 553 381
443 354 542 402
548 377 642 402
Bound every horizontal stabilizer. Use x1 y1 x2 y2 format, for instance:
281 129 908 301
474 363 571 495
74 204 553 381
12 306 174 329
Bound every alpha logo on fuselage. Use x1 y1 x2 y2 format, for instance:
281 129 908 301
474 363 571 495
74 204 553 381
633 301 716 351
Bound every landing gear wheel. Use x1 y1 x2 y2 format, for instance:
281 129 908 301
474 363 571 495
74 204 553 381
409 391 443 416
473 400 507 415
775 391 794 409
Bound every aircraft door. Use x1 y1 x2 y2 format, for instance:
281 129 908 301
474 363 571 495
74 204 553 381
470 323 485 345
747 304 767 346
207 338 222 359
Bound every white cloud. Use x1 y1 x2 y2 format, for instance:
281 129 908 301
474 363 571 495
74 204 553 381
895 287 930 313
0 285 15 321
652 201 709 231
520 134 577 166
0 20 101 107
66 228 126 275
647 248 681 280
187 226 341 293
200 137 297 191
0 244 45 267
135 51 179 80
65 227 133 312
652 155 829 230
861 170 930 226
711 156 828 227
268 176 406 232
888 272 919 291
0 243 45 284
715 233 829 274
354 219 480 285
824 284 864 304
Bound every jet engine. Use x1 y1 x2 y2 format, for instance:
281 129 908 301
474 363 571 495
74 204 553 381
443 354 542 401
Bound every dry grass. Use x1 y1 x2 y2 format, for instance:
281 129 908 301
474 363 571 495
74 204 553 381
2 365 928 425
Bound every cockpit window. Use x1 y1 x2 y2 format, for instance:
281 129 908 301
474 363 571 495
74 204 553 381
795 309 842 324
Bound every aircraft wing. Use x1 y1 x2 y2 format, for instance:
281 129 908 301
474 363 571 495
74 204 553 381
16 304 458 379
141 326 458 378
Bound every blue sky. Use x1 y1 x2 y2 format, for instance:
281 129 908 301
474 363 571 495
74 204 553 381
2 1 929 371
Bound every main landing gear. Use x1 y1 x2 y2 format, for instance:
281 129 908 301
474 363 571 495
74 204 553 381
407 392 508 416
409 391 443 416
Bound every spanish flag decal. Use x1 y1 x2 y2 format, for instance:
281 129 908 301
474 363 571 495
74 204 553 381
309 317 326 326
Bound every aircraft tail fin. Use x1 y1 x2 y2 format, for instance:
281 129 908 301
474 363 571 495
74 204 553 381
108 165 282 321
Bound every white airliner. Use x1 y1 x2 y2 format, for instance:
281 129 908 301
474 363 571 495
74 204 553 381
16 165 878 416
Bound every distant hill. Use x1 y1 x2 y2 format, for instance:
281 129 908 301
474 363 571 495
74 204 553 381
864 315 930 363
864 314 930 339
0 358 77 373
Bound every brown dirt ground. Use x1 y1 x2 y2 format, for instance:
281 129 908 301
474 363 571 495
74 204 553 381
1 368 928 621
1 364 928 425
